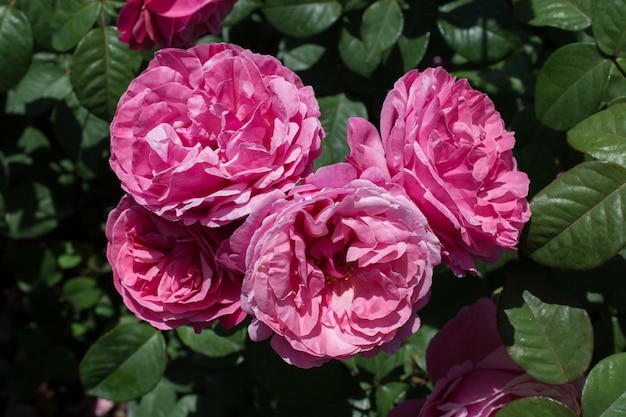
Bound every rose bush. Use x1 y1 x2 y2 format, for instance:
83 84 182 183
109 43 324 227
220 163 441 368
117 0 236 50
347 68 531 276
389 298 583 417
106 194 246 332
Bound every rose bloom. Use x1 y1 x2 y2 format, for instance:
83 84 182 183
117 0 236 50
389 298 583 417
220 163 441 368
106 194 246 331
110 43 324 227
347 67 531 276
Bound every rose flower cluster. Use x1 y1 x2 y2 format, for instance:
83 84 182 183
106 42 531 370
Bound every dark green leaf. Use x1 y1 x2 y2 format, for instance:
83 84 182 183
498 280 593 384
0 6 33 91
50 0 101 52
24 0 55 50
582 353 626 417
361 0 403 55
496 397 578 417
523 161 626 269
592 0 626 58
62 277 101 309
2 182 58 239
535 43 612 131
397 32 430 73
438 0 521 63
375 382 407 417
5 54 73 115
80 323 166 402
338 28 381 77
222 0 261 27
176 326 245 357
127 381 178 417
315 94 368 169
170 395 226 417
512 0 591 31
263 0 342 38
402 324 437 372
568 103 626 168
70 27 143 121
280 44 326 71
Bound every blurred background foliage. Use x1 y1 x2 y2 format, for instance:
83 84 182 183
1 0 625 416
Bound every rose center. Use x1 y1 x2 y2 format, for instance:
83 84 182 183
317 250 355 284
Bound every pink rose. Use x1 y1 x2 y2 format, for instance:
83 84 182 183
347 67 531 276
105 194 246 331
110 43 324 227
117 0 236 50
222 163 441 368
388 298 582 417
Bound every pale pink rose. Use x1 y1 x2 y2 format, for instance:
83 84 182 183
222 163 441 368
347 68 531 276
105 194 246 331
117 0 236 50
388 298 582 417
110 43 324 227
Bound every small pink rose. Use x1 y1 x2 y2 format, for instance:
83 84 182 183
117 0 236 50
388 298 583 417
347 68 531 276
110 43 324 227
106 194 246 331
224 163 441 368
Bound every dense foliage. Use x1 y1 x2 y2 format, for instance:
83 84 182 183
1 0 625 416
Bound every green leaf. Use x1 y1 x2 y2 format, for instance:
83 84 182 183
70 27 143 121
568 103 626 168
397 32 430 73
80 323 166 402
360 0 403 55
5 54 73 115
62 277 102 309
498 281 593 384
0 6 33 91
375 382 407 417
2 182 58 239
437 0 521 63
127 380 177 417
262 0 342 38
592 0 626 58
222 0 261 27
535 43 612 131
338 28 381 77
496 397 578 417
50 0 101 52
315 94 368 169
582 352 626 417
279 44 326 71
170 395 225 417
176 326 245 357
23 0 55 50
523 161 626 269
512 0 591 31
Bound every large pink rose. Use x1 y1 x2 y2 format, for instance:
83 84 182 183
388 298 582 417
110 43 324 227
347 67 531 276
105 194 246 331
221 163 441 368
117 0 236 50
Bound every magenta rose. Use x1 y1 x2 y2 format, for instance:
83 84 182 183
117 0 236 50
347 67 531 276
110 43 324 227
389 298 582 417
105 194 246 331
221 163 441 368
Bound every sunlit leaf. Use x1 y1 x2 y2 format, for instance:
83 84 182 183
512 0 591 31
568 103 626 168
262 0 342 38
523 161 626 269
80 323 166 402
535 43 612 131
582 353 626 417
496 397 578 417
